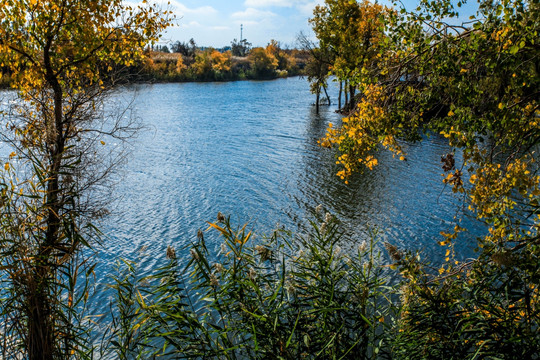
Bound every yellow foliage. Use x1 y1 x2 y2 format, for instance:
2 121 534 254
248 47 278 74
0 0 173 98
176 56 187 73
320 84 403 178
210 50 232 72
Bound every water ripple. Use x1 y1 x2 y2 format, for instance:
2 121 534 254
2 78 487 316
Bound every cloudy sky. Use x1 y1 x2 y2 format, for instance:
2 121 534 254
147 0 476 48
149 0 326 48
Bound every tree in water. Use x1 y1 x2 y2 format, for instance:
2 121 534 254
310 0 389 111
298 32 332 114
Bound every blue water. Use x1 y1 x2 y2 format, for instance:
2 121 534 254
95 78 483 277
1 77 485 314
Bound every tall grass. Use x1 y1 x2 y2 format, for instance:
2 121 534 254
103 212 539 359
106 212 396 359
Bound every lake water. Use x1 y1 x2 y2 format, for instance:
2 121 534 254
95 77 484 281
1 77 486 314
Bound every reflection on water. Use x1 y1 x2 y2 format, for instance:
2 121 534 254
292 99 484 258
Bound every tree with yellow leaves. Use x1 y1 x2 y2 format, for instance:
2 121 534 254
210 49 232 73
310 0 389 111
247 47 278 79
0 1 172 358
317 0 540 356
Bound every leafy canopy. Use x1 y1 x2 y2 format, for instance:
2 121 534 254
316 0 540 356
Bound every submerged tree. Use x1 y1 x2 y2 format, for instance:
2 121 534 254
0 1 172 358
297 32 332 113
310 0 389 111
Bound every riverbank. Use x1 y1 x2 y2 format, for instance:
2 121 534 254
0 49 309 89
140 49 308 82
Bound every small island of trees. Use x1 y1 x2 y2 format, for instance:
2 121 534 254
141 38 309 82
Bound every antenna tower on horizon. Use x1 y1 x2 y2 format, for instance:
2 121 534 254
240 24 243 42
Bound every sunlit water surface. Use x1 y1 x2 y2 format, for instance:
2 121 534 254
2 77 485 320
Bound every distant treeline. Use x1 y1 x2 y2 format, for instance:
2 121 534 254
140 40 309 82
0 39 309 87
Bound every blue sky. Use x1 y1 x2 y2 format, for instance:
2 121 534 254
146 0 477 48
149 0 326 48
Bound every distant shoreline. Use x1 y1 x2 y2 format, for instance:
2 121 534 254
1 49 309 89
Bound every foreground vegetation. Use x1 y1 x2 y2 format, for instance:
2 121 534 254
313 0 540 357
106 212 539 359
104 214 394 359
0 0 538 359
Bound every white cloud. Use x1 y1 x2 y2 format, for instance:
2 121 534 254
244 0 323 13
244 0 293 7
231 7 276 20
168 1 217 16
212 26 230 31
297 0 324 16
180 21 202 28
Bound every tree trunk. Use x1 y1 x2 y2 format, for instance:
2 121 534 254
28 280 54 360
344 80 349 110
315 86 320 114
349 84 356 110
29 38 66 360
338 81 342 110
323 84 331 106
